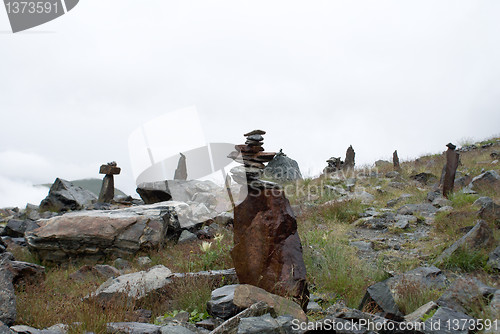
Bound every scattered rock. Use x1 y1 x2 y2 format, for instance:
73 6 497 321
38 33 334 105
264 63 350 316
210 301 271 334
404 301 438 323
349 241 373 252
39 178 97 212
69 264 121 281
177 230 197 244
114 258 132 271
233 284 308 323
89 265 173 305
422 307 473 334
397 203 438 217
237 313 280 334
207 285 242 320
2 220 39 238
437 277 497 315
137 257 152 267
478 201 500 224
159 325 196 334
434 220 495 265
352 191 375 204
432 197 452 208
468 170 500 192
385 171 400 179
487 246 500 270
106 322 161 334
473 196 493 207
2 261 45 286
358 281 404 321
411 172 437 185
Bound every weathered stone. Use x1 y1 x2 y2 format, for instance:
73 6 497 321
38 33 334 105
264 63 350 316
70 264 121 281
207 285 242 320
478 201 500 224
432 197 452 208
233 285 307 323
387 266 447 299
436 277 497 315
237 313 280 334
2 260 45 286
0 269 16 326
404 301 438 323
474 196 493 207
358 281 403 321
385 171 400 179
159 325 195 334
411 173 438 185
39 178 97 212
98 174 115 204
99 163 121 175
3 220 39 238
0 321 13 334
349 241 373 252
487 246 500 270
114 258 131 271
174 153 188 180
136 181 172 204
468 170 500 192
393 150 400 171
422 307 473 334
89 265 173 305
211 301 271 334
26 202 179 262
106 322 161 334
344 145 355 170
434 220 495 265
263 151 302 181
232 188 309 310
137 257 152 267
397 203 438 217
177 230 197 244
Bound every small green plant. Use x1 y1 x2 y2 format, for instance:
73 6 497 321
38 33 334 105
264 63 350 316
420 308 437 322
448 192 478 209
394 277 443 315
198 233 229 270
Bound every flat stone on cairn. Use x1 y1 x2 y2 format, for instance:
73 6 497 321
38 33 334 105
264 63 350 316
228 130 309 311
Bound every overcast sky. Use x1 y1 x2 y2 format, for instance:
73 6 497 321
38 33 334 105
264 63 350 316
1 0 499 207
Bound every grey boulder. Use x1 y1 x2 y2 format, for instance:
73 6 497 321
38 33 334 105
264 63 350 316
39 178 97 212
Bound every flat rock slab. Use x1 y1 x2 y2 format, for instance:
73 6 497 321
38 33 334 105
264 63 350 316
106 322 161 334
89 265 173 304
26 202 190 262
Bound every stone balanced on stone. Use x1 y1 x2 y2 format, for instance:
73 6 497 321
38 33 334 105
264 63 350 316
443 143 460 198
98 162 121 203
227 130 309 311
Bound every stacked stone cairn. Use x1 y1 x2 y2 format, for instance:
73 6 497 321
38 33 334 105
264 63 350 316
228 130 277 189
227 130 309 311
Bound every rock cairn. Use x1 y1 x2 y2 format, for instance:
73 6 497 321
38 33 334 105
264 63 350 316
227 130 309 311
324 157 343 174
98 162 121 203
228 130 276 189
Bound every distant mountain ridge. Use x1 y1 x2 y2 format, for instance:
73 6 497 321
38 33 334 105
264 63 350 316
41 178 127 197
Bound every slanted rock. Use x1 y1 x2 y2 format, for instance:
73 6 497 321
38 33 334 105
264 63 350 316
397 203 438 217
422 307 473 334
2 220 39 238
478 201 500 224
39 178 97 212
358 281 404 321
468 170 500 193
437 277 497 315
2 260 45 286
69 264 121 281
434 220 495 265
136 181 172 204
106 322 161 334
263 150 302 181
173 153 188 180
26 202 182 262
237 313 280 334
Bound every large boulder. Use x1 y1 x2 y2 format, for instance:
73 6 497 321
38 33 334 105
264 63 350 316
0 269 16 326
136 181 172 204
231 187 309 310
358 281 404 321
25 202 185 262
39 178 97 212
263 151 302 181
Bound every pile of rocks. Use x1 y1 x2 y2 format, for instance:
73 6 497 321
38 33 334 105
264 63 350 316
228 130 276 189
323 157 343 174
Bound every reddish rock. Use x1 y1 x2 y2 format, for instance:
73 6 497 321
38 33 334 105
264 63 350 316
231 187 309 310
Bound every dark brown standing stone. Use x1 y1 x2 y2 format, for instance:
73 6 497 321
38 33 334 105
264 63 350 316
443 143 460 198
229 130 309 311
232 187 309 310
393 150 400 171
344 145 355 170
174 153 188 180
98 162 121 203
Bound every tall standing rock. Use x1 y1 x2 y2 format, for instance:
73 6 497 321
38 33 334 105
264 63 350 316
393 150 400 171
443 143 460 198
228 131 309 310
98 162 121 203
174 153 188 180
344 145 355 171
